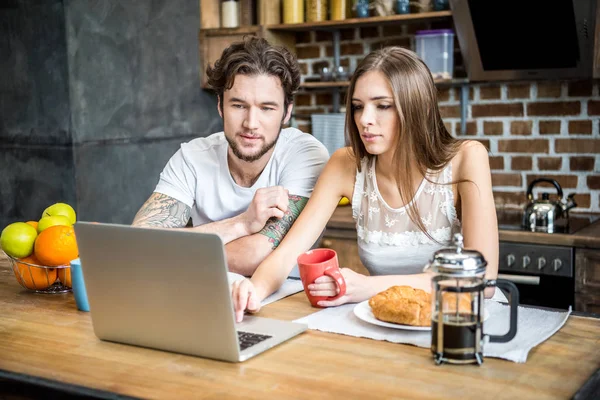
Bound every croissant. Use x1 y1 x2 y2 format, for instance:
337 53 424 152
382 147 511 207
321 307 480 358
368 286 472 327
369 286 432 326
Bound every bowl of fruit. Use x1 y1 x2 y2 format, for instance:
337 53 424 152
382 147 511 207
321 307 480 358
1 203 78 294
5 253 72 293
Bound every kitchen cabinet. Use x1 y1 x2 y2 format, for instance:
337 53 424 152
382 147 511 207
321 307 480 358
198 25 294 88
197 2 466 121
320 206 367 275
325 206 600 313
320 235 368 276
575 248 600 314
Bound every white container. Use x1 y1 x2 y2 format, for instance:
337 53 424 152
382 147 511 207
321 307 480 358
311 113 346 156
221 0 240 28
415 29 454 80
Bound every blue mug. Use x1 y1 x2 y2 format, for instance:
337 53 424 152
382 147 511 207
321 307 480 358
355 1 370 18
70 258 90 312
395 0 410 14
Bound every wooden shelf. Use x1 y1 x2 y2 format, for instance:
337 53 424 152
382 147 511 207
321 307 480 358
267 11 452 31
433 78 469 86
199 10 452 35
200 25 261 36
301 81 350 89
300 78 468 90
200 11 452 36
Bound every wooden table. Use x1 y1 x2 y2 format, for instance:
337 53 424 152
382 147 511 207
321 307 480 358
0 254 598 400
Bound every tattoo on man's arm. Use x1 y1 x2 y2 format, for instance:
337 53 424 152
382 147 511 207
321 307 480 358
132 193 192 228
259 195 309 249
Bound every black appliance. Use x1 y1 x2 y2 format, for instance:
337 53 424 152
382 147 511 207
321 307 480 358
450 0 597 81
497 210 600 311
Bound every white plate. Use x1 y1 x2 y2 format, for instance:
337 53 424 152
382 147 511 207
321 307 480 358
353 300 490 331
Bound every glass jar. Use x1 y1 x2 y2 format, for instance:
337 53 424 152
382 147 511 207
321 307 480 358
306 0 328 22
395 0 410 14
355 0 370 18
283 0 304 24
221 0 240 28
432 0 449 11
330 0 347 20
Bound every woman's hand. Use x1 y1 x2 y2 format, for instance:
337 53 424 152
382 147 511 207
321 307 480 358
307 268 371 307
231 278 261 322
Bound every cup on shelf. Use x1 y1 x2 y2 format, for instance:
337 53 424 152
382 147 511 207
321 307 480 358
333 65 349 81
319 66 333 81
355 0 370 18
395 0 410 14
432 0 450 11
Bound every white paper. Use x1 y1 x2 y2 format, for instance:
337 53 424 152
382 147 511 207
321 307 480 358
293 299 571 363
228 272 304 306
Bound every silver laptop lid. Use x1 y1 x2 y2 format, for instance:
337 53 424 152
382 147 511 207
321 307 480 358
74 222 240 361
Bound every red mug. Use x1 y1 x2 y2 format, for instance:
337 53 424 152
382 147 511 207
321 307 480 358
297 248 347 307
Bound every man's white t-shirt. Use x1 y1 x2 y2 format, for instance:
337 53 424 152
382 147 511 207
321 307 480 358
154 127 330 226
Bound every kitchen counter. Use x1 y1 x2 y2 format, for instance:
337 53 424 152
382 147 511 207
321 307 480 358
0 254 599 399
327 206 600 249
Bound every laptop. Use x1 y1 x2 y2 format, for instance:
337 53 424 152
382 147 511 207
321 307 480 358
74 222 307 363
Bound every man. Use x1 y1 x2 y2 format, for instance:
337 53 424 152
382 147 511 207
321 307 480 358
132 37 329 276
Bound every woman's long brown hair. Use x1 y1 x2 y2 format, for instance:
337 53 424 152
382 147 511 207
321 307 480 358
346 46 463 241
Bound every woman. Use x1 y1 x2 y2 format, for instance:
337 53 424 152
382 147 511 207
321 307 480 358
231 46 498 322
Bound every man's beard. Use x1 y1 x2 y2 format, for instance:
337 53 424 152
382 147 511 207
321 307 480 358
226 125 282 163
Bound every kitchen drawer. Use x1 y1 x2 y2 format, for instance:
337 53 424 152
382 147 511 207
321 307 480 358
574 292 600 315
575 248 600 295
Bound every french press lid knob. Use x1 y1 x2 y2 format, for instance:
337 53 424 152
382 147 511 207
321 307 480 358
427 233 488 277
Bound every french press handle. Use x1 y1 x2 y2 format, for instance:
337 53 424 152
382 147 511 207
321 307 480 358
485 279 519 343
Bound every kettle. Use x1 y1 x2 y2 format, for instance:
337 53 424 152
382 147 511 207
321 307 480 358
522 178 577 233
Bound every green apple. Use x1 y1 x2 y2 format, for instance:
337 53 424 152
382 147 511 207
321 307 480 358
0 222 38 258
37 215 72 233
41 203 76 225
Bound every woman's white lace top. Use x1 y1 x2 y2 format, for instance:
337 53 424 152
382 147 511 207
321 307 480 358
351 157 461 276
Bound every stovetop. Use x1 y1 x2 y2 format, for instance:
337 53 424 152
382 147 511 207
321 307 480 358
496 209 600 235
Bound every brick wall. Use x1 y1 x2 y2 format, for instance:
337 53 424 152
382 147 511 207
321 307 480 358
292 24 600 213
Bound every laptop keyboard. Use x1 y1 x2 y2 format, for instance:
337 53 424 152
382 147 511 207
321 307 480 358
237 331 272 351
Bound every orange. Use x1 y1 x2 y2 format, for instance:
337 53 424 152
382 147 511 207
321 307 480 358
25 221 38 230
12 255 57 290
34 225 79 267
58 268 72 288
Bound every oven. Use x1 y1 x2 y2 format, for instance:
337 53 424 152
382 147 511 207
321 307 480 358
498 242 574 310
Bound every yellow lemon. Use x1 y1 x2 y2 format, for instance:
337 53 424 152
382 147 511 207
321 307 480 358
338 196 350 206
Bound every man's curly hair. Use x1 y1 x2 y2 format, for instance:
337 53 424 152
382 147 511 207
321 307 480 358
206 36 301 112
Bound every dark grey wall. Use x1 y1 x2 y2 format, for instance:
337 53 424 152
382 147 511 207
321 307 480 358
0 0 75 228
65 0 222 224
0 0 222 228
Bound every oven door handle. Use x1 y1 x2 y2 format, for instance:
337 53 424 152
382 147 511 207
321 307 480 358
497 274 541 286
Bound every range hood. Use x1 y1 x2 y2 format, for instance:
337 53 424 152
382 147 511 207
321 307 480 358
450 0 597 81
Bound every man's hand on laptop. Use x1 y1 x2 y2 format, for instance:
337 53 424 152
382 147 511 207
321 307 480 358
240 186 289 235
231 278 261 322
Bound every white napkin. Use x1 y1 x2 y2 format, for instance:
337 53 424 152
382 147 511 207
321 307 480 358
262 279 304 306
483 301 571 363
227 272 304 306
293 299 571 363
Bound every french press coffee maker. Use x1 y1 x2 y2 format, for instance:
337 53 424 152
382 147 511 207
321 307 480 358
424 234 519 365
